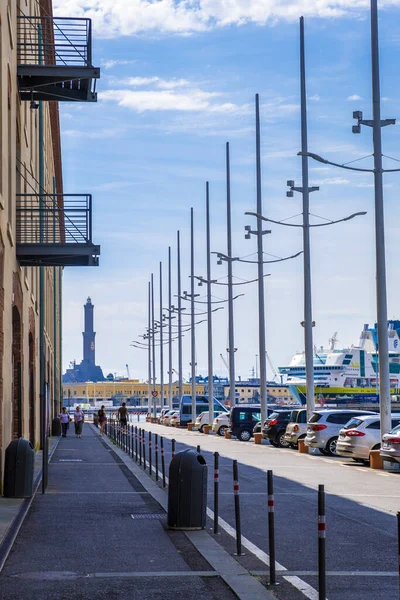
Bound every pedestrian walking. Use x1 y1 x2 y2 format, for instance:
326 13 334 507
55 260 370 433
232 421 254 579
118 402 128 433
59 407 70 438
74 405 85 438
98 405 107 436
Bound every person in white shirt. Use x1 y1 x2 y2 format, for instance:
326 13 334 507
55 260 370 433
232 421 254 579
74 406 85 438
59 407 70 438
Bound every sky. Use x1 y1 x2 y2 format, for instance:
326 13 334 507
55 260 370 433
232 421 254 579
57 0 400 383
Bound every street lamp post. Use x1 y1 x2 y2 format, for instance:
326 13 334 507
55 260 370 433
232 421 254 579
206 182 214 419
168 247 173 409
190 208 197 422
226 142 236 407
151 273 156 418
147 281 151 407
177 231 183 405
159 261 164 408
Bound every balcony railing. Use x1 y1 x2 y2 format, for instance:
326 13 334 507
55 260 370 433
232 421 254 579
17 16 100 102
16 194 100 267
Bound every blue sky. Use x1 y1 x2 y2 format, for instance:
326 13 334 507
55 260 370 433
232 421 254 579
57 1 400 382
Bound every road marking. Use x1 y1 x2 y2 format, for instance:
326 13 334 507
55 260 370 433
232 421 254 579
252 570 398 577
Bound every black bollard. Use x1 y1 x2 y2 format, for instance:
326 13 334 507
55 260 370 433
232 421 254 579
213 452 219 534
318 484 326 600
397 512 400 594
155 433 159 481
161 436 166 488
172 438 176 459
131 425 134 458
197 445 201 454
149 431 152 476
139 428 142 466
233 460 243 556
135 426 138 461
143 430 146 471
267 470 276 585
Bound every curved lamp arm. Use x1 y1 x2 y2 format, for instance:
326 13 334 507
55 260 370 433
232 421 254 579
298 151 400 173
245 211 367 228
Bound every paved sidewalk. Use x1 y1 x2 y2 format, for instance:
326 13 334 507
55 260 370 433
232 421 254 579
0 425 262 600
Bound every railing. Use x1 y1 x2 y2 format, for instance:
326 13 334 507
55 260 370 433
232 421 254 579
17 16 92 67
16 194 92 245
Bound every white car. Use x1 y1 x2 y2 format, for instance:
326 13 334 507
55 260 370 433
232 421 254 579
169 413 180 427
164 411 179 426
195 410 227 433
212 413 230 437
336 414 400 462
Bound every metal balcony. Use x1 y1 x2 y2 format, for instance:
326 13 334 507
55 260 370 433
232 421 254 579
16 194 100 266
17 17 100 102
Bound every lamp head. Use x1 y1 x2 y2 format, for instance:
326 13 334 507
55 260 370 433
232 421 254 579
286 190 294 198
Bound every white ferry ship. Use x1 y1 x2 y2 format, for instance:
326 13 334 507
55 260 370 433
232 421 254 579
279 322 400 405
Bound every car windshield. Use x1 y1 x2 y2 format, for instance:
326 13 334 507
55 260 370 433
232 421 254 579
343 418 363 430
309 413 322 423
268 412 280 420
389 424 400 435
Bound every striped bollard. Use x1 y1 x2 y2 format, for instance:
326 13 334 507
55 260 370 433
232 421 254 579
213 452 219 534
149 431 152 476
267 470 276 585
172 438 176 459
318 484 326 600
135 426 138 461
143 430 146 471
139 428 142 466
161 437 166 488
233 460 243 556
155 433 159 481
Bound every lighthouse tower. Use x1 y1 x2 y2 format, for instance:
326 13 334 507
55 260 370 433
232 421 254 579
83 297 96 365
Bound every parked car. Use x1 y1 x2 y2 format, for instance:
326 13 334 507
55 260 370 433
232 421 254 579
253 406 286 434
196 408 228 432
304 409 377 456
228 405 261 441
336 414 400 462
380 423 400 464
164 411 179 426
212 413 230 437
284 408 308 448
169 413 180 427
160 408 171 423
262 410 293 447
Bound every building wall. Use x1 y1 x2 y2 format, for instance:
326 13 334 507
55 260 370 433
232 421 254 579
223 384 296 405
63 381 206 405
0 0 62 489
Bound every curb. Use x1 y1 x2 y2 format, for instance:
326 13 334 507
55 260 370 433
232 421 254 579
0 436 61 574
100 426 275 600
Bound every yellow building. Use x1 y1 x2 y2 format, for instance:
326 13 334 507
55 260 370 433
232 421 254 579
63 381 206 406
0 0 100 491
223 383 296 405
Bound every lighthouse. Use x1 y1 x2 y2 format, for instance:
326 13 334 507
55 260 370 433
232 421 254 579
83 297 96 365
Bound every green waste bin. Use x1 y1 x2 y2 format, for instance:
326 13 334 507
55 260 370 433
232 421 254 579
167 449 207 530
3 438 35 498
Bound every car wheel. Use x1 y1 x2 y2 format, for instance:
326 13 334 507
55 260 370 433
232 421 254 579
238 429 252 442
269 441 278 447
289 443 298 450
277 431 290 448
325 437 338 456
198 425 204 433
319 449 329 456
218 426 227 437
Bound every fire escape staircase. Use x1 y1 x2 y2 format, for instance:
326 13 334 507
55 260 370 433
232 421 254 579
17 16 100 102
16 194 100 267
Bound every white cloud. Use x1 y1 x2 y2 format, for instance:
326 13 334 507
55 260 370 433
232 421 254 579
120 76 190 89
347 94 362 101
54 0 400 37
100 59 137 69
309 94 321 101
313 177 351 185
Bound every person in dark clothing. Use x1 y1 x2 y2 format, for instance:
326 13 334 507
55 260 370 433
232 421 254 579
118 402 128 432
98 405 107 436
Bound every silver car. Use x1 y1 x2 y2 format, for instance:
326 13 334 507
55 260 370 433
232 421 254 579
380 424 400 464
284 408 308 448
304 409 377 456
336 414 400 462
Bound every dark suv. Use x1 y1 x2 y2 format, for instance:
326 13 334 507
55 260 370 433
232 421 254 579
262 410 292 447
229 405 261 441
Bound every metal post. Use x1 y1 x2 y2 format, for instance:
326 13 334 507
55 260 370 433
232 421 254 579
300 17 315 421
155 433 159 481
318 484 326 600
172 438 176 459
226 143 236 408
143 430 146 471
396 512 400 589
135 426 138 461
196 444 201 454
255 94 268 425
213 452 219 534
190 208 196 424
139 428 142 466
267 470 276 585
206 183 214 420
149 431 152 476
161 436 166 487
370 0 391 438
151 274 156 419
177 231 183 405
233 459 242 555
160 262 164 409
168 247 173 410
148 283 151 409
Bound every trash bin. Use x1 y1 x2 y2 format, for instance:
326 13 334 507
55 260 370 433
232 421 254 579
3 438 35 498
51 417 61 436
167 449 207 530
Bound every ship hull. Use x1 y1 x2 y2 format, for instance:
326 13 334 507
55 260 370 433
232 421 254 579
290 385 400 406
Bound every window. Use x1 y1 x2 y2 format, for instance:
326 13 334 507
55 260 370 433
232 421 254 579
309 413 322 423
365 421 380 430
344 418 364 430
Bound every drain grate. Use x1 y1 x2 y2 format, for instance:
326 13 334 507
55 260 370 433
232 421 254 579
131 513 167 520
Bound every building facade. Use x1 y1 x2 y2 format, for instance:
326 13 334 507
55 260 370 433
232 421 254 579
0 0 100 491
62 381 206 407
223 382 296 405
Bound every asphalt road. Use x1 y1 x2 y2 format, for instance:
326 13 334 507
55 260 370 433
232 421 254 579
138 421 400 600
